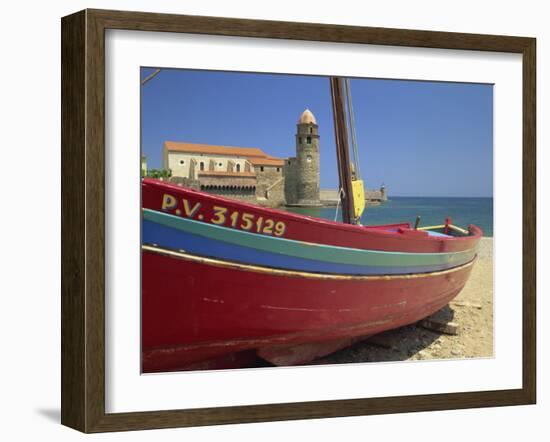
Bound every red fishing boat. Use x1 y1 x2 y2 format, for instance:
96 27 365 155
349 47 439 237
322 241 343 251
141 77 481 372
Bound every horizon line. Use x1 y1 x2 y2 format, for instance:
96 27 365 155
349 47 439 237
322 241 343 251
388 195 493 198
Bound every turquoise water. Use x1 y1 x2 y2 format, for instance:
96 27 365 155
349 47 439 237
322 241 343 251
284 197 493 237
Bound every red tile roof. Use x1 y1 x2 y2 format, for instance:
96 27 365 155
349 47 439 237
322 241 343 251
164 141 280 159
248 157 285 167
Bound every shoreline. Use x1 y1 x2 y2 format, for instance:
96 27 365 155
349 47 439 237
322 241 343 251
314 237 494 364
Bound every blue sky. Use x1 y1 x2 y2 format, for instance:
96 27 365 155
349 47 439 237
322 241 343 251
141 68 493 197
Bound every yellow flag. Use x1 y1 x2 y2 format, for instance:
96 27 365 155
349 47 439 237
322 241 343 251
352 179 365 220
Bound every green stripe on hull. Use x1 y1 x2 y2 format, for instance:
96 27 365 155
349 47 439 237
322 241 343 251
143 209 477 268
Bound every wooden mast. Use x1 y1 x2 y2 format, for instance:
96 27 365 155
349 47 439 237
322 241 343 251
330 77 356 225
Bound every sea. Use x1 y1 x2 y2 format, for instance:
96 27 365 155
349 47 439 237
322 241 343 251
284 197 494 237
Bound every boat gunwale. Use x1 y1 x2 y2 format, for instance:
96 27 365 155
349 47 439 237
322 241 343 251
142 209 479 271
142 244 477 281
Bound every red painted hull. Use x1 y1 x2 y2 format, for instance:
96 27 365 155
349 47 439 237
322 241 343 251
142 248 475 372
142 179 482 253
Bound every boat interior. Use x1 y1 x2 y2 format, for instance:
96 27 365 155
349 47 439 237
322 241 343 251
364 220 473 238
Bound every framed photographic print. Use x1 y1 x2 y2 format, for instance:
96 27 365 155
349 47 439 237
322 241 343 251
61 9 536 433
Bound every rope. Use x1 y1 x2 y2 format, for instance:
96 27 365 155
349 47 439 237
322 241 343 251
334 187 345 221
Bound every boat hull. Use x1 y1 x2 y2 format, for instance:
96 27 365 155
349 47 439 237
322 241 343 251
142 246 475 373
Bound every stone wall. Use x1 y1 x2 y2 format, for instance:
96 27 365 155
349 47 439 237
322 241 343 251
202 187 257 203
319 189 339 202
261 177 285 207
168 176 201 190
198 173 258 203
320 187 388 205
364 189 387 202
284 158 298 205
198 173 256 189
166 169 285 207
255 165 283 197
254 165 285 207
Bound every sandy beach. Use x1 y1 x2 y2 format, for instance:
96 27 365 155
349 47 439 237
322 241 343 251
315 237 494 364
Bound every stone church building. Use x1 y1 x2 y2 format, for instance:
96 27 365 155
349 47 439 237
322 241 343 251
163 109 321 208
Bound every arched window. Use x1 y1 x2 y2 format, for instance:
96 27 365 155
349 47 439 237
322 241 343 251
236 164 241 172
306 136 312 144
309 127 313 134
200 162 204 171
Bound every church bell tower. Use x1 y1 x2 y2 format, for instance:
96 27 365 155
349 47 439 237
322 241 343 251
294 108 321 206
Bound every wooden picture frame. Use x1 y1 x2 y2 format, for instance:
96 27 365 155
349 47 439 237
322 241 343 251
61 8 536 433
